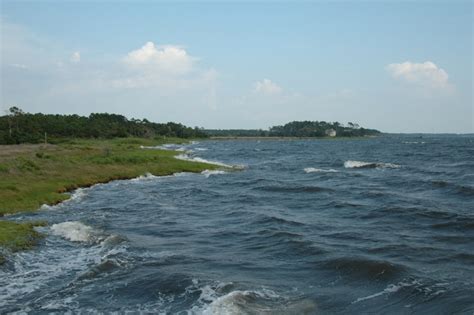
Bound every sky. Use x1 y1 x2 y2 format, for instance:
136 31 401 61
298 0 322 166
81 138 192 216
0 1 472 133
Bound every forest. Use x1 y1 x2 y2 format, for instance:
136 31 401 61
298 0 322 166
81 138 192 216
0 107 208 144
205 121 381 137
0 107 381 144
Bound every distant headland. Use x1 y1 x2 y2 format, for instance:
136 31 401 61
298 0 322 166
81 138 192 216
205 121 381 138
0 107 380 145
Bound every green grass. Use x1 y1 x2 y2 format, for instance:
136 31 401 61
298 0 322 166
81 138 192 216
0 137 222 261
0 137 219 216
0 220 48 263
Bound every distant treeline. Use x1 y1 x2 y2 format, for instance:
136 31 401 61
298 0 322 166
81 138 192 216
205 121 381 137
0 107 208 144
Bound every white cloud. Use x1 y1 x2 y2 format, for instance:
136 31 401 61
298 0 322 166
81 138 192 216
386 61 449 88
112 41 217 97
254 79 282 95
124 41 194 75
70 51 80 63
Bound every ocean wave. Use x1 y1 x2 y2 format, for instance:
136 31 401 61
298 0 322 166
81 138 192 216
403 141 426 144
201 169 228 178
432 180 474 196
304 167 338 173
0 231 125 310
253 214 306 227
202 291 317 315
39 187 89 210
175 154 244 169
352 280 418 304
344 160 400 169
324 256 405 279
50 221 105 244
131 172 160 181
255 184 333 193
76 249 129 281
184 280 316 315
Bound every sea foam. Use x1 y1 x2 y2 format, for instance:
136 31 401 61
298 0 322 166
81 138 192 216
200 289 316 315
50 221 102 243
344 160 400 169
304 167 338 173
175 154 242 169
351 280 418 304
201 170 228 178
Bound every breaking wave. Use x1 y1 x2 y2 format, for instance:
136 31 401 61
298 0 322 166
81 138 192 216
50 221 105 244
39 187 89 210
201 170 228 178
304 167 338 173
0 224 127 311
323 256 405 279
403 141 426 144
131 172 160 181
344 160 400 169
184 281 316 315
352 280 418 304
175 154 244 169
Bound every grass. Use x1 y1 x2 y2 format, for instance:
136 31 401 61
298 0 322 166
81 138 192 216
0 221 47 251
0 137 221 260
0 137 219 216
0 220 48 263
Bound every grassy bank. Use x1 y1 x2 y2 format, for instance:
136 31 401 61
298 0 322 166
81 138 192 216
0 137 219 258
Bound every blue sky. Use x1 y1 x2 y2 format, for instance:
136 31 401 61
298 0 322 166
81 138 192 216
1 1 472 132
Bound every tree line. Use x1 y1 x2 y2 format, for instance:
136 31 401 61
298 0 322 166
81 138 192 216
0 107 208 144
205 121 381 137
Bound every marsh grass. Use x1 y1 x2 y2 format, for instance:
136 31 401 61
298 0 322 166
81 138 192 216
0 137 220 258
0 137 217 216
0 220 47 263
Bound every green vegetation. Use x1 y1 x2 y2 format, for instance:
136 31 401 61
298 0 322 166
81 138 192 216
205 121 381 138
0 137 219 216
0 107 208 144
0 137 222 260
0 220 47 263
0 221 47 251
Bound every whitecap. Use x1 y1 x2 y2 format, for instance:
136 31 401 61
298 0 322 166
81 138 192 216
352 280 417 304
39 187 89 210
68 188 87 201
0 238 117 309
304 167 338 173
402 141 426 144
131 172 159 181
200 289 316 315
201 170 228 178
344 160 400 169
175 154 239 169
50 221 102 243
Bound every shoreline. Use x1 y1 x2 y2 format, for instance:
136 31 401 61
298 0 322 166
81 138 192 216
209 135 379 140
0 137 222 262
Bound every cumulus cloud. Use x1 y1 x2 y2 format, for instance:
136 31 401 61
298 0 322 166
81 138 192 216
124 41 195 75
70 51 80 63
254 79 282 95
386 61 449 88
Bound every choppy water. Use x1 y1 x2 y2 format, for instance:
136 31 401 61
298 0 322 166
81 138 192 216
1 135 474 314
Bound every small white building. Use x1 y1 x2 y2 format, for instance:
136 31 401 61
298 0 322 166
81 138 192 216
325 129 337 137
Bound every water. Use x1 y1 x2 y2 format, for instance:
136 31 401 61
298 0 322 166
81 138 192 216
1 135 473 314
